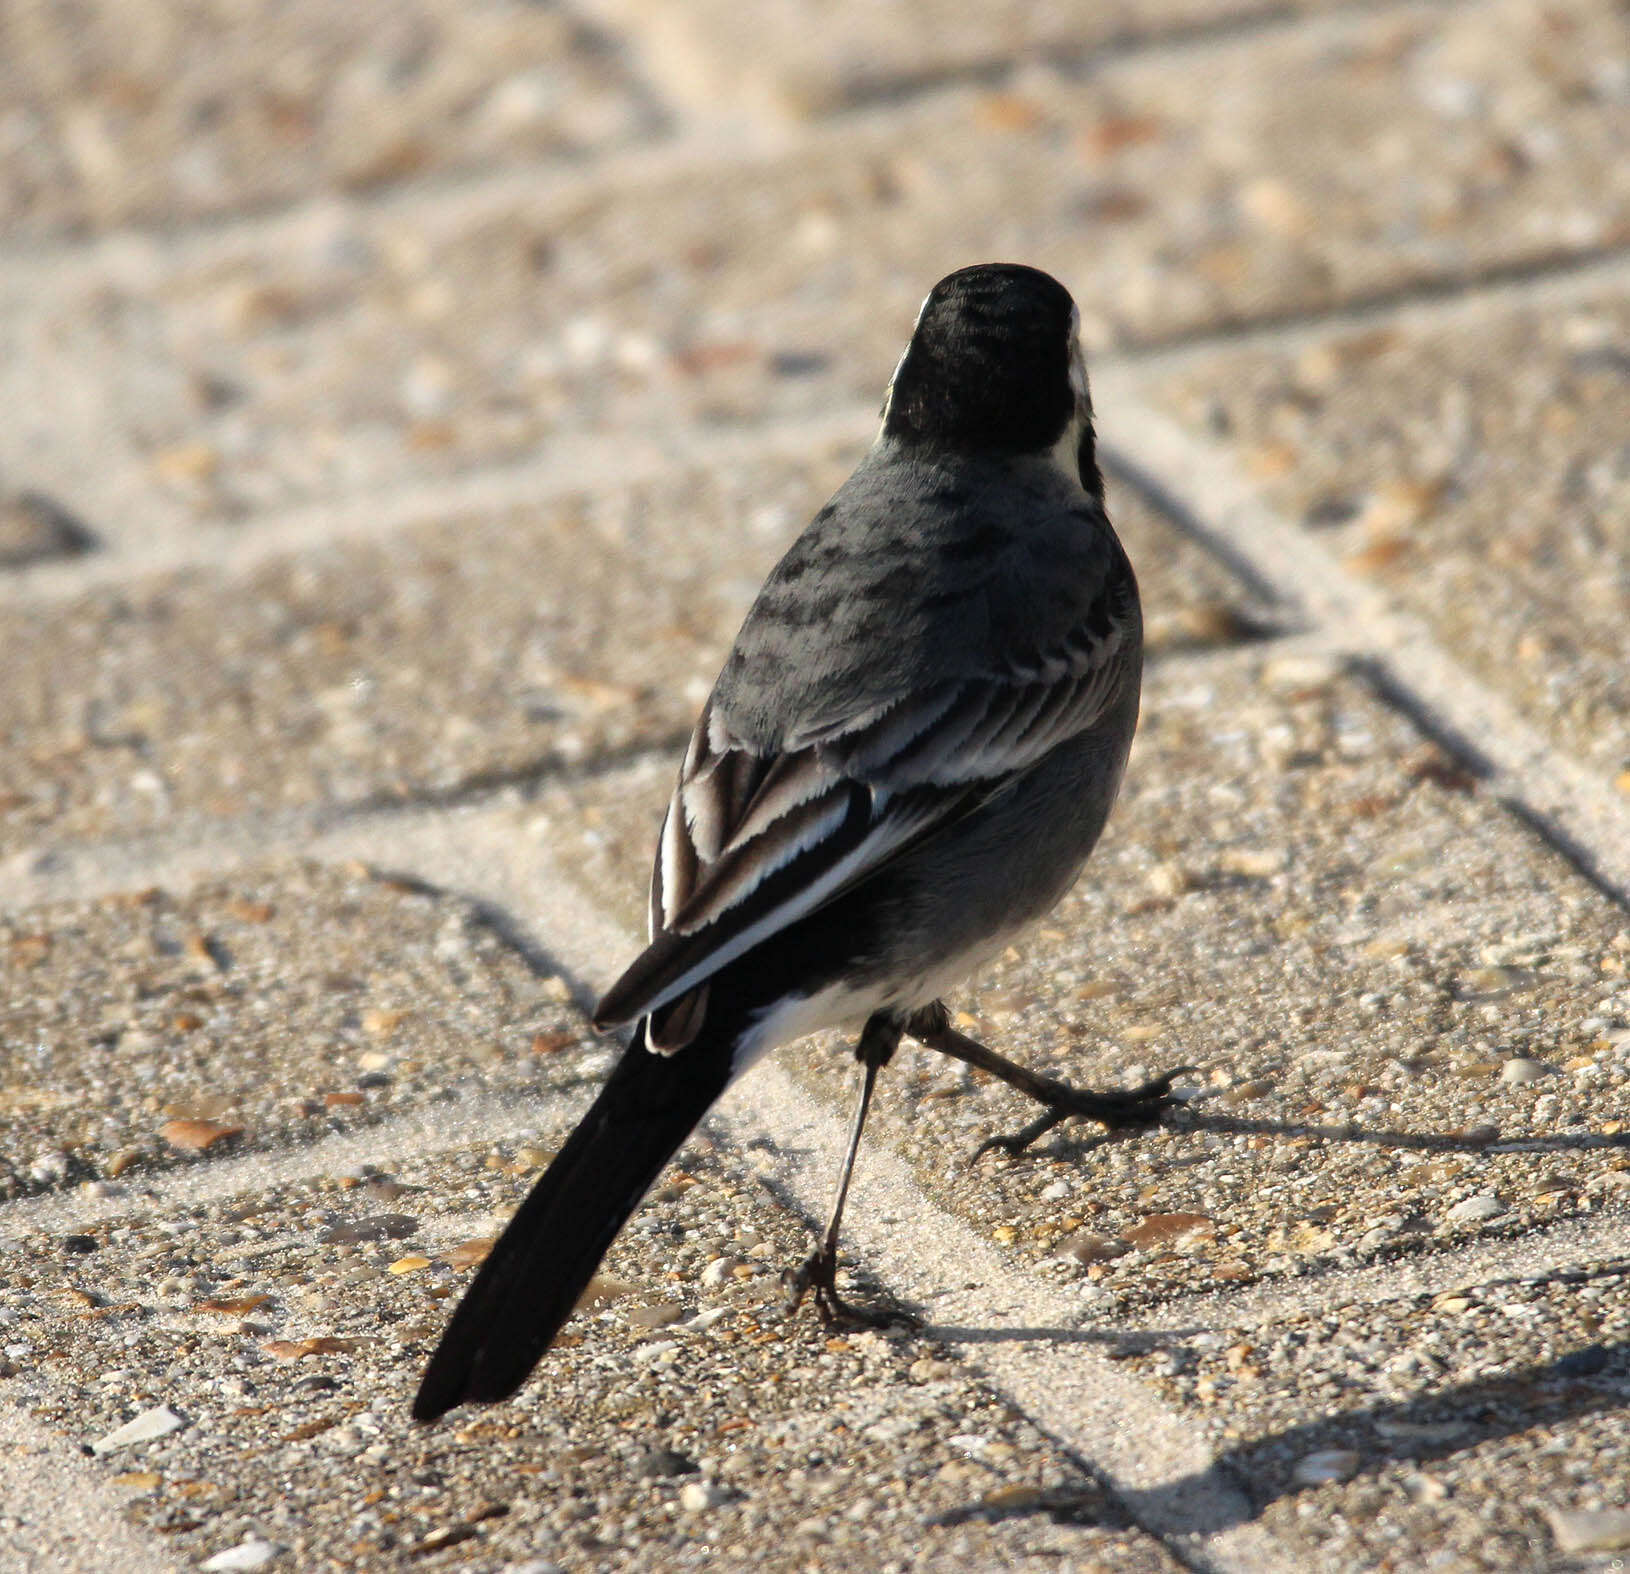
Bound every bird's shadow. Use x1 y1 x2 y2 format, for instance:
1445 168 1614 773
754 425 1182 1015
922 1322 1194 1349
1012 1105 1630 1159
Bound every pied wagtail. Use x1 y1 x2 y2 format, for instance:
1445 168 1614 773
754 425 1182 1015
414 262 1194 1420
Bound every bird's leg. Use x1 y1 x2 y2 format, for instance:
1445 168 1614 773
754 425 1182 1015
904 1001 1197 1161
785 1013 913 1329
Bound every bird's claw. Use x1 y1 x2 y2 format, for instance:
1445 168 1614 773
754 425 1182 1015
970 1064 1200 1163
783 1251 918 1331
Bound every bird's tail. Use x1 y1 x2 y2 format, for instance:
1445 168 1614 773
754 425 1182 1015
412 1023 732 1421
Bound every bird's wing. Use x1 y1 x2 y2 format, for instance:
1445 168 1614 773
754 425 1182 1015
593 580 1137 1031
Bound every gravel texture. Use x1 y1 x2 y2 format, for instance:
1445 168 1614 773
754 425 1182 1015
5 1 1628 535
587 0 1352 119
0 1120 1184 1572
1153 290 1630 784
1117 1258 1630 1571
0 0 660 240
0 452 858 852
0 859 586 1200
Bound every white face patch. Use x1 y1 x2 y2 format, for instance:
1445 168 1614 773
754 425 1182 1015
1050 321 1090 488
1067 303 1087 400
878 288 934 434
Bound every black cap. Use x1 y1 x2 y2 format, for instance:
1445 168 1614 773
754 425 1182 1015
881 263 1080 456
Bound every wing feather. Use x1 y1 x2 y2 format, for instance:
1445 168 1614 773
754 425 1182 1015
596 591 1136 1034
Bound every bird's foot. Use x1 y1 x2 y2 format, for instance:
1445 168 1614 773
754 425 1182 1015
783 1248 918 1331
971 1064 1199 1163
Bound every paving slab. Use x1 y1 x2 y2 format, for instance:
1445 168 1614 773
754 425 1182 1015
538 644 1630 1310
0 0 661 242
1147 287 1630 786
1116 1257 1630 1571
0 858 584 1201
5 0 1628 537
583 0 1350 120
0 1116 1184 1572
0 450 859 854
0 463 1252 860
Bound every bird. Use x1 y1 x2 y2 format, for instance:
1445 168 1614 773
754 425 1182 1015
413 262 1193 1422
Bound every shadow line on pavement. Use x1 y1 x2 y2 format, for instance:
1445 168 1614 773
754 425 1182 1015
1137 1339 1630 1536
1007 1109 1630 1161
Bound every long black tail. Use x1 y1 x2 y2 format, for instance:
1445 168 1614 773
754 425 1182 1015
413 1024 733 1421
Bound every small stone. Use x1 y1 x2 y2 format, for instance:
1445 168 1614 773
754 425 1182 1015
624 1302 683 1331
1293 1449 1360 1486
909 1358 959 1383
1218 847 1284 879
413 1526 476 1555
201 1539 283 1571
192 1295 270 1316
320 1214 418 1245
387 1255 431 1275
260 1337 366 1361
1500 1057 1553 1085
440 1238 495 1270
678 1481 724 1513
700 1257 743 1288
28 1149 69 1184
152 441 219 484
92 1405 185 1454
1239 174 1313 236
1056 1231 1128 1266
1544 1506 1630 1554
1123 1213 1215 1248
632 1340 680 1367
0 490 97 567
159 1119 244 1153
1404 1473 1450 1504
576 1274 636 1310
1040 1180 1071 1202
1374 1419 1469 1445
1444 1193 1503 1226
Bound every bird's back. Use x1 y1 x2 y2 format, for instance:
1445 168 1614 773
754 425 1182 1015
712 442 1135 755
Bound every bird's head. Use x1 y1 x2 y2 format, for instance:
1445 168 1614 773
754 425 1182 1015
880 262 1096 492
